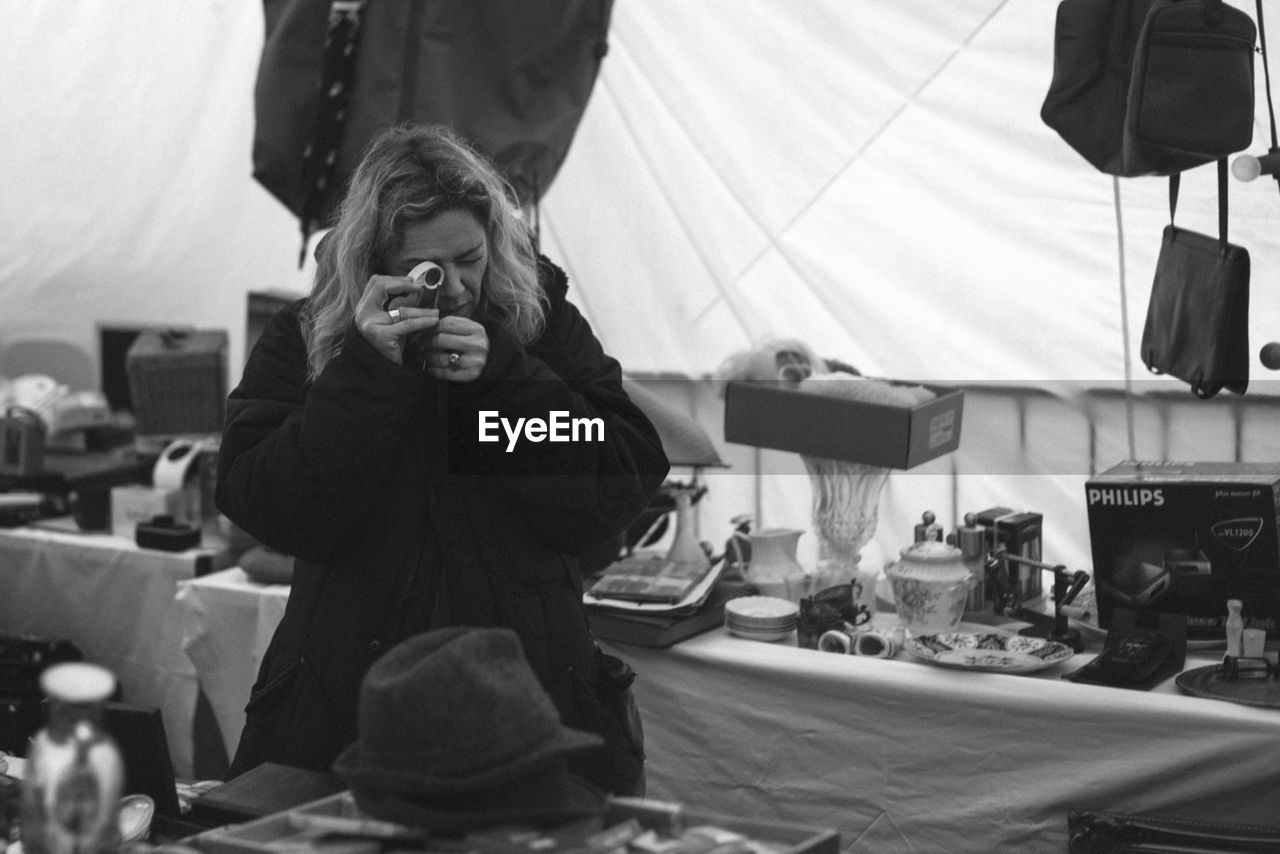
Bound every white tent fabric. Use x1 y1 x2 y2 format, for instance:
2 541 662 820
2 1 302 380
6 1 1280 383
542 1 1280 383
4 3 1280 578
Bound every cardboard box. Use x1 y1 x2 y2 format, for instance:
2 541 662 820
723 381 963 469
188 792 840 854
1085 461 1280 639
186 762 346 829
604 796 839 854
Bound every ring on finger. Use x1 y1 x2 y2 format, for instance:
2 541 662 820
388 308 402 320
447 351 462 371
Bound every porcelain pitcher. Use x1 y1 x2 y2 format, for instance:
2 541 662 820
747 528 807 600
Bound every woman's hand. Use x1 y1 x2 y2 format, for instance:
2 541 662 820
355 274 440 366
424 315 490 382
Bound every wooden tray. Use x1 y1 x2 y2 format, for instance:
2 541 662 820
1176 664 1280 709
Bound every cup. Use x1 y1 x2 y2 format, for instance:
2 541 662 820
816 628 898 659
853 630 898 659
818 628 857 654
1242 627 1267 658
850 568 878 624
797 583 870 649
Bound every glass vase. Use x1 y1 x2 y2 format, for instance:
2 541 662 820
801 455 890 586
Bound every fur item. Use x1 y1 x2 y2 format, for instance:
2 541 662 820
798 373 934 407
716 339 829 383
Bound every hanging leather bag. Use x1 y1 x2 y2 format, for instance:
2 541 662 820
1140 161 1251 397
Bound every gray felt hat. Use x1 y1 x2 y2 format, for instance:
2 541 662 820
332 626 605 834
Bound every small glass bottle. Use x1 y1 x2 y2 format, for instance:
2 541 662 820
1224 598 1245 659
20 663 124 854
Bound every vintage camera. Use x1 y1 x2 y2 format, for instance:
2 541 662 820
382 261 444 312
1 407 46 477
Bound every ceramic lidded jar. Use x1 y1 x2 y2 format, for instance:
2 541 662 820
886 539 972 635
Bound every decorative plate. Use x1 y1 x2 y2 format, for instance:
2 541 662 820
903 631 1075 674
1176 664 1280 709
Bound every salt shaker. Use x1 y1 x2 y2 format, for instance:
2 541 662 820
1224 598 1244 659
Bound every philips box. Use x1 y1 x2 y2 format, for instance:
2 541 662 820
1085 461 1280 639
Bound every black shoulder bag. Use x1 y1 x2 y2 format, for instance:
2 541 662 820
1140 161 1250 398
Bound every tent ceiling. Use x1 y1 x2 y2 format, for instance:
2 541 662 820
2 0 1279 392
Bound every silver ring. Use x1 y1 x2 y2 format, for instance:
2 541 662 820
388 308 402 320
447 351 462 371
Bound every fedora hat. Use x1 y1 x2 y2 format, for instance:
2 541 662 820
332 626 605 834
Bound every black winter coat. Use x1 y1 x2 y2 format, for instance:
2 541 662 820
215 257 669 793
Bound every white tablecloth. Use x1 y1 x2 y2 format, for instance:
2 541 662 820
165 570 1280 852
602 627 1280 854
174 567 289 761
0 521 229 777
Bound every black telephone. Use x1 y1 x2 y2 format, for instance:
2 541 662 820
1063 608 1187 690
1093 630 1170 685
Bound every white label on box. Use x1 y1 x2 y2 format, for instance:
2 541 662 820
928 409 956 449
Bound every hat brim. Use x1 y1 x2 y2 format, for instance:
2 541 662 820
344 773 607 836
332 724 603 796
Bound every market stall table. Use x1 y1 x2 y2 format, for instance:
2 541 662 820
602 626 1280 854
169 571 1280 853
0 519 229 777
174 567 289 762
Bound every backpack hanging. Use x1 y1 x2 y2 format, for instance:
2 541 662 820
1042 0 1255 177
1123 0 1257 176
1041 0 1155 176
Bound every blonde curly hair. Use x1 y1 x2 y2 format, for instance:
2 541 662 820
303 124 547 380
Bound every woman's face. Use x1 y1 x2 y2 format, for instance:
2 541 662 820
385 208 488 318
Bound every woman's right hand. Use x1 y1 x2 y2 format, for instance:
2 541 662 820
355 274 440 365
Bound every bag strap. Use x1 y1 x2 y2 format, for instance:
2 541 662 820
1258 0 1277 150
1218 157 1229 253
1166 159 1229 254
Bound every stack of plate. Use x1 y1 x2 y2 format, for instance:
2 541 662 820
724 595 799 643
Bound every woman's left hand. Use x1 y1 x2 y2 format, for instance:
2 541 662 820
425 315 490 382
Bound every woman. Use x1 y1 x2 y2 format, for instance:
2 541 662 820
216 124 669 795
